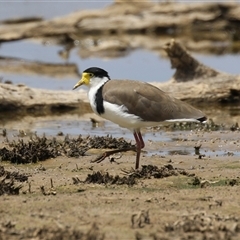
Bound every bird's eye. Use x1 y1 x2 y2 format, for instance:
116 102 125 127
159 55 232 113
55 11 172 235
89 73 94 77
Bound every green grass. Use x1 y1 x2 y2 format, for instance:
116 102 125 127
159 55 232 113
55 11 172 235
220 163 240 169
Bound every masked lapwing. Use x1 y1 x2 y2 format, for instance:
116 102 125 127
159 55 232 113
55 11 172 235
73 67 207 169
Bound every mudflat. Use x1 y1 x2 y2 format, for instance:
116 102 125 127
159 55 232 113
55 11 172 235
0 127 240 240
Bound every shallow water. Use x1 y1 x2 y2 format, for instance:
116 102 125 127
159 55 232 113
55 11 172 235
1 113 240 158
1 40 240 91
0 2 240 141
148 146 240 158
1 3 240 90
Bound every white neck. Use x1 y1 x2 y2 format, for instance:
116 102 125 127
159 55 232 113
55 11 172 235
87 76 109 115
89 76 109 89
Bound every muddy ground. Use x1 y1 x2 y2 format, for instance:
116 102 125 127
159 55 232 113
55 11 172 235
0 125 240 240
1 2 240 239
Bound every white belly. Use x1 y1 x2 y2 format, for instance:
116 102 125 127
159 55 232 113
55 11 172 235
100 101 161 130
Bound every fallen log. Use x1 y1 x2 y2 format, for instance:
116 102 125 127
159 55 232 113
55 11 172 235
154 39 240 105
0 83 91 115
0 56 79 78
0 40 239 115
0 2 240 54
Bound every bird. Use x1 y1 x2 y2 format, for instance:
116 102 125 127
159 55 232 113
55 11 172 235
73 67 207 169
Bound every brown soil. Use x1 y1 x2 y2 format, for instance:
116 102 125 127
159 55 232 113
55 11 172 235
0 128 240 240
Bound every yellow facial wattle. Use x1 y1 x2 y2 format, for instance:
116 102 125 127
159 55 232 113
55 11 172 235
73 72 91 90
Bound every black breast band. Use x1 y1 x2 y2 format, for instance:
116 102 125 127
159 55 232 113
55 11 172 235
95 85 104 115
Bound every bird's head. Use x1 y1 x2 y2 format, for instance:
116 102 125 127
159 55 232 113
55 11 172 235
73 67 110 90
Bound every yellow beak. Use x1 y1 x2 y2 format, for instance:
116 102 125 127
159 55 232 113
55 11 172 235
73 79 84 90
73 73 90 90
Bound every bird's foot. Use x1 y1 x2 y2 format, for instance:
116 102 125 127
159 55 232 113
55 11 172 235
91 147 136 164
91 153 108 163
91 152 122 164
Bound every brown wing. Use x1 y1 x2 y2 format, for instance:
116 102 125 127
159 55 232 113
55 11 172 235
102 80 206 122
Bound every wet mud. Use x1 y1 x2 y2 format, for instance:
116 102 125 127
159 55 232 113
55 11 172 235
0 124 240 239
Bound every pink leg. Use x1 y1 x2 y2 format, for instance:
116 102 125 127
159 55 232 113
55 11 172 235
92 131 145 169
136 131 145 148
133 131 145 169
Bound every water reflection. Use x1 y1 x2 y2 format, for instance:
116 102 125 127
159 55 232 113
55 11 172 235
1 39 240 91
0 1 240 137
